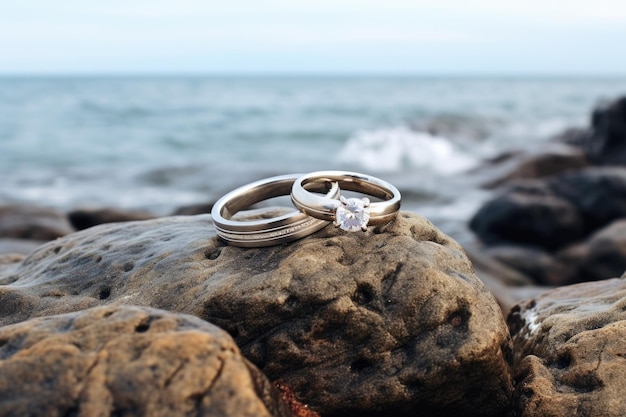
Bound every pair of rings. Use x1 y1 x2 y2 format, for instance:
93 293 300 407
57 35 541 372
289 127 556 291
211 171 402 247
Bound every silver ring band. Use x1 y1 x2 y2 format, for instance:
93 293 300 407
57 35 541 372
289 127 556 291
291 171 401 232
211 174 340 247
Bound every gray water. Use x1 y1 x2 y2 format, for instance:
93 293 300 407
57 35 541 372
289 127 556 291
1 75 625 240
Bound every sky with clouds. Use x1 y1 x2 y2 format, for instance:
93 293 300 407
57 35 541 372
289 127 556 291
2 0 626 75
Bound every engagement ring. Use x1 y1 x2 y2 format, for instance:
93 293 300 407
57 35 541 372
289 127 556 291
211 174 339 247
291 171 401 232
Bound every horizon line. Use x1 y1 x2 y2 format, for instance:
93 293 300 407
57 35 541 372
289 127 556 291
1 70 626 79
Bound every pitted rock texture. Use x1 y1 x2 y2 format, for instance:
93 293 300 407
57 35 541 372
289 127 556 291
0 305 292 417
0 213 512 417
508 278 626 417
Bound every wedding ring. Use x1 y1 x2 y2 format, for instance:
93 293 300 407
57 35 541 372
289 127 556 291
291 171 401 232
211 174 340 247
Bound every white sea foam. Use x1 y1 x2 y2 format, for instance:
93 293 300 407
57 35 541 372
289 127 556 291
337 127 478 175
523 309 541 334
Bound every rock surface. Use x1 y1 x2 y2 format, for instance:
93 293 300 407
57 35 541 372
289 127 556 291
508 278 626 417
0 213 512 417
483 245 562 285
579 219 626 281
469 167 626 252
477 218 626 288
463 244 545 314
474 143 588 189
172 201 216 216
68 207 157 230
0 204 75 241
0 305 292 417
468 95 626 288
577 96 626 165
560 220 626 283
469 182 584 250
549 167 626 233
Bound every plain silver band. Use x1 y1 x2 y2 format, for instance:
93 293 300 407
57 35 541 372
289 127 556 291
211 174 340 247
291 171 401 225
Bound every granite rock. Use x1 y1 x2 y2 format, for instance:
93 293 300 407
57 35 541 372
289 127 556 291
0 305 292 417
0 204 75 241
508 278 626 417
0 213 512 417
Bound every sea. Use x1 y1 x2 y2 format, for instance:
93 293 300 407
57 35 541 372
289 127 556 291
2 75 626 243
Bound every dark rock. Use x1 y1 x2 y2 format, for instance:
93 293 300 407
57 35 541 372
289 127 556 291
464 244 535 287
547 167 626 233
555 220 626 284
485 219 626 288
550 242 590 287
0 213 512 417
68 207 157 230
0 305 293 417
463 244 544 315
469 183 584 250
579 220 626 280
508 278 626 416
469 167 626 251
584 96 626 165
172 202 215 216
483 245 562 285
554 96 626 165
475 143 588 189
0 205 74 240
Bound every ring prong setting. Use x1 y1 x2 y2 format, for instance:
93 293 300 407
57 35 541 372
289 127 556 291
334 196 371 232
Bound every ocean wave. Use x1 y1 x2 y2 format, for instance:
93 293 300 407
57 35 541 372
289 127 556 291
336 127 478 175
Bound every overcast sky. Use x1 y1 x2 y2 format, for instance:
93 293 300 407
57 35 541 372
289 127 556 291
2 0 626 75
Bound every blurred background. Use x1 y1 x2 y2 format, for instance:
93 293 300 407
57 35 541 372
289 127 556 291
1 0 626 248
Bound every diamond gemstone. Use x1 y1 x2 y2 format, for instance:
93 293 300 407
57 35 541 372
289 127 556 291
335 198 370 232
